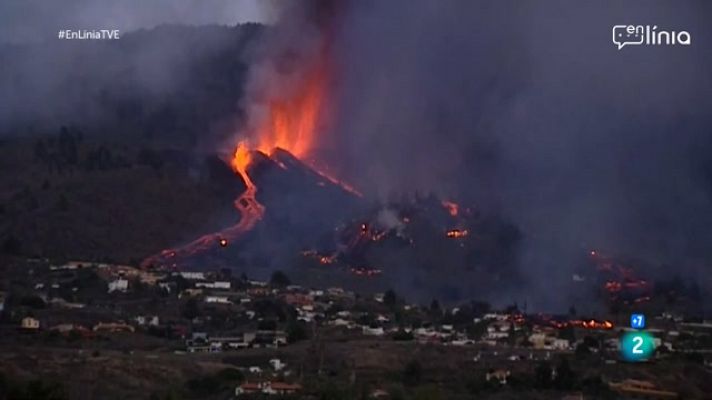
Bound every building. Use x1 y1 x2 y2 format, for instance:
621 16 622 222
210 336 251 350
486 369 510 385
135 315 160 327
50 324 94 338
236 381 302 396
529 333 570 350
252 330 287 348
50 261 96 271
235 382 262 396
269 358 287 371
108 278 129 293
263 381 302 395
283 293 313 307
195 281 231 290
178 272 206 280
363 326 385 336
204 295 231 304
21 317 40 330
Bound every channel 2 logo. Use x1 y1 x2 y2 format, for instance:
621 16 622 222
621 314 655 362
612 25 691 50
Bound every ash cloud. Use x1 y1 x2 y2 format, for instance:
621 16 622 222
316 0 712 310
0 0 268 136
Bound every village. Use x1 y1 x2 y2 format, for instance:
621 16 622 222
1 258 712 399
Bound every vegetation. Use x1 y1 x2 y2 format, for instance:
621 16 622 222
0 373 68 400
270 270 291 288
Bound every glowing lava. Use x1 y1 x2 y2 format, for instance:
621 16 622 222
442 200 459 217
446 229 469 238
253 56 326 159
229 141 265 234
141 38 359 268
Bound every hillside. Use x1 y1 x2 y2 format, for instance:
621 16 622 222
0 132 245 264
0 24 267 264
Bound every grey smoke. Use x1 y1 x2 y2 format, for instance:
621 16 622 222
312 0 712 309
0 0 269 45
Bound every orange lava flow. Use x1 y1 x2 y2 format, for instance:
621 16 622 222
442 200 459 217
229 141 266 233
140 40 360 268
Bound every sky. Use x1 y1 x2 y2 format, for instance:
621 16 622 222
0 0 270 44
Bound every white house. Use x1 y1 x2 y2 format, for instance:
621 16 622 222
483 313 509 321
195 281 231 290
362 326 385 336
269 358 287 371
552 338 570 350
108 278 129 293
179 272 206 280
529 333 570 350
486 369 510 385
204 295 231 304
376 314 390 323
135 315 160 327
21 317 40 330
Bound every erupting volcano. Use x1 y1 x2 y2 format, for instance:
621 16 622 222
141 39 356 269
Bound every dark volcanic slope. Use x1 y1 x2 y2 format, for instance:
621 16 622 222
0 135 244 264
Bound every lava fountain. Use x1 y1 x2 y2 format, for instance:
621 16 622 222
141 38 356 269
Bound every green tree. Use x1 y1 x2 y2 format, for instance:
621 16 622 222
534 361 552 389
553 358 576 390
383 289 397 307
402 360 423 386
270 270 291 287
182 298 200 320
287 319 308 343
430 299 440 314
215 368 244 383
413 385 442 400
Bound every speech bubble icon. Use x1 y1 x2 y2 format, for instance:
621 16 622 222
612 25 644 50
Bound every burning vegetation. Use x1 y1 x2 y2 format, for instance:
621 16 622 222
446 229 469 239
